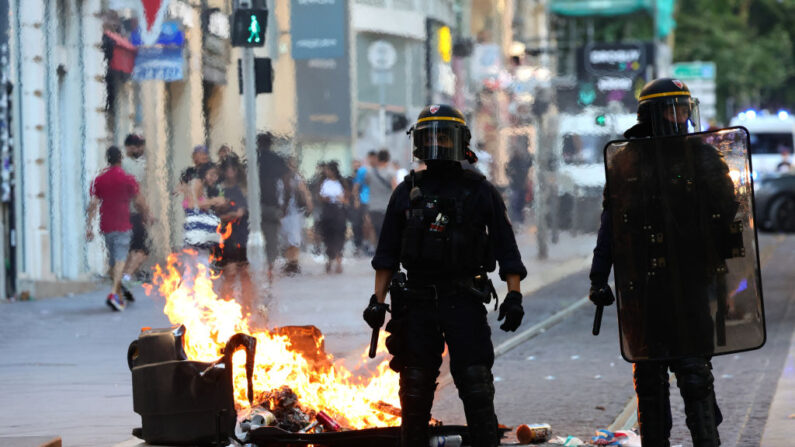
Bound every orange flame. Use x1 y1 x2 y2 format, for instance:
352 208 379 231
145 251 401 429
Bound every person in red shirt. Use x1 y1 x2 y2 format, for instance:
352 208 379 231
86 146 151 311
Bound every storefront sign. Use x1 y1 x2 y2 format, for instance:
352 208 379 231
132 46 185 82
296 57 351 141
290 0 346 60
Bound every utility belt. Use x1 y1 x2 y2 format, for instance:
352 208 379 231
390 271 498 309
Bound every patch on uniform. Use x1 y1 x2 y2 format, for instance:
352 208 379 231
429 105 440 114
672 80 684 89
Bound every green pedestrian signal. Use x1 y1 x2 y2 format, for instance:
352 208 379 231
595 114 606 127
232 8 268 47
247 14 261 43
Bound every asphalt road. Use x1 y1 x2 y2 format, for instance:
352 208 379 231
431 233 795 446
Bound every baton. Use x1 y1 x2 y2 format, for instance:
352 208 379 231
368 327 380 358
592 305 604 336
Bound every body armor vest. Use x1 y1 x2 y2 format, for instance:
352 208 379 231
399 171 492 278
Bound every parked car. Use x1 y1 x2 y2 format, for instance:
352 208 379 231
754 172 795 232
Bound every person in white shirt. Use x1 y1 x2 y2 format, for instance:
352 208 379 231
319 161 347 274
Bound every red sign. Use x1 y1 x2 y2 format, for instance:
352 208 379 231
138 0 171 46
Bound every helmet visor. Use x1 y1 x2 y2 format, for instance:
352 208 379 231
412 122 466 161
649 96 701 136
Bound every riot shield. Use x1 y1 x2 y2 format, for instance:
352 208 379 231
604 127 765 362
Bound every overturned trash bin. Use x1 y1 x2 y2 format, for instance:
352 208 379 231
128 324 256 446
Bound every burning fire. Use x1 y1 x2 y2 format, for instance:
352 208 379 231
143 251 401 429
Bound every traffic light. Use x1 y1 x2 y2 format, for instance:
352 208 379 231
595 114 606 127
231 7 268 47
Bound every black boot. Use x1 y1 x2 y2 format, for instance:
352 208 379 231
399 367 438 447
673 359 722 447
453 365 499 447
633 362 672 447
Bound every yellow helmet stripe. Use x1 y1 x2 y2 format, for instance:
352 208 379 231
417 116 466 125
639 90 691 101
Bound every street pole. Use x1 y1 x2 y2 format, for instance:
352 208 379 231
238 1 264 273
378 82 387 148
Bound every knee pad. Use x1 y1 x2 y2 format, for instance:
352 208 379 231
673 360 714 401
399 367 438 404
453 365 495 406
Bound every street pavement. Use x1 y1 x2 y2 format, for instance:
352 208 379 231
0 229 793 446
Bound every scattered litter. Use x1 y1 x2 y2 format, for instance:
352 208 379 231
545 375 556 381
516 423 551 444
591 429 640 446
733 355 741 360
494 376 503 382
570 355 580 360
595 405 606 411
788 413 795 419
721 374 733 379
610 362 615 367
549 435 585 445
594 375 602 380
526 356 536 361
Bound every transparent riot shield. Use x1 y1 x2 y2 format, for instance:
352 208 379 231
604 127 765 362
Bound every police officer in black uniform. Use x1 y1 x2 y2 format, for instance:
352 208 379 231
591 79 729 447
363 104 527 447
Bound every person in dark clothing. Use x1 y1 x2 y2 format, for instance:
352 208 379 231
217 158 254 313
590 78 735 447
256 132 288 283
506 147 533 224
363 105 527 447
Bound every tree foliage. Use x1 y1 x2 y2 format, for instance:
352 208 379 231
673 0 795 120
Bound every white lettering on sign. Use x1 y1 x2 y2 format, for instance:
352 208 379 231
307 59 337 69
295 38 338 49
297 0 335 5
597 77 633 91
589 49 641 65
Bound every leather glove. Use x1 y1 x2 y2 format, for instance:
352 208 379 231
363 294 390 329
589 283 615 306
498 291 524 332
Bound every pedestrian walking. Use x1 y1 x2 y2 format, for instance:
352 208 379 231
86 146 151 311
365 149 397 244
363 105 526 447
120 133 149 299
279 157 313 275
350 158 370 256
257 132 288 284
216 158 255 314
319 161 347 274
183 162 226 254
590 78 764 447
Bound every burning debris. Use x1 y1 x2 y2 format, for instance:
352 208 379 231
260 385 313 432
132 252 407 445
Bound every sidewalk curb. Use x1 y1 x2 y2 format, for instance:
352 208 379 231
760 294 795 446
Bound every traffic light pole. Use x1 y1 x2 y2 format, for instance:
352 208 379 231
242 39 264 272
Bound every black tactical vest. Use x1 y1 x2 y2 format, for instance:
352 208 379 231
399 170 493 278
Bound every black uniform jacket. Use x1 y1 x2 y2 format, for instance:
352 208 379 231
371 162 527 281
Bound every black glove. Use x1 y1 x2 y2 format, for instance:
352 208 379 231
589 283 615 306
498 291 524 332
363 294 389 329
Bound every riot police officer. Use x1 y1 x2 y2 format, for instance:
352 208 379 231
591 78 733 446
363 104 527 447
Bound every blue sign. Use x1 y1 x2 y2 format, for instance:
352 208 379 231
131 21 185 47
290 0 347 60
132 46 185 82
